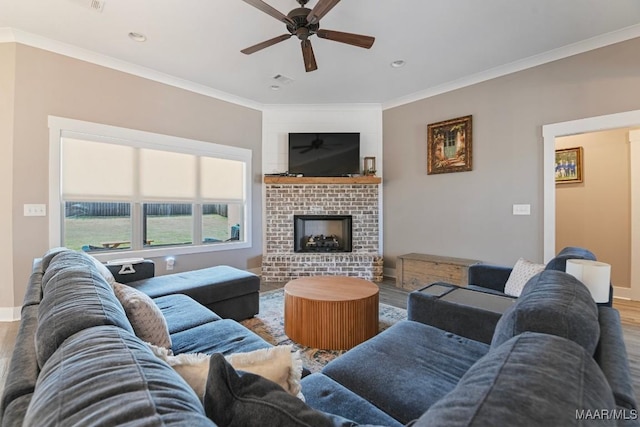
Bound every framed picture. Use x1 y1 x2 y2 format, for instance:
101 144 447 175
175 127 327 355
555 147 583 184
427 115 472 174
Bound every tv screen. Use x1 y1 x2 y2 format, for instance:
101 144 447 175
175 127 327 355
288 133 360 177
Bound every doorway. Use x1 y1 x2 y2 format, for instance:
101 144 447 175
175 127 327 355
543 109 640 300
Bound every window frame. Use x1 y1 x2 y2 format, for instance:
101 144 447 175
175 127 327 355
49 116 252 262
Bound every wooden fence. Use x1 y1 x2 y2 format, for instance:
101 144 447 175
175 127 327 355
65 202 228 217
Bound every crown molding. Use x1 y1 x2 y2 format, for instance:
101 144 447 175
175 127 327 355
382 23 640 111
262 103 382 112
0 27 263 111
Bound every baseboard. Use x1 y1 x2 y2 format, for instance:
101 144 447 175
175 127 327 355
384 267 396 280
0 306 21 322
613 286 635 301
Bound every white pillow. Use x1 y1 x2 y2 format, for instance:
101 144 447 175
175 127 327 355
148 344 303 401
504 258 546 297
113 282 172 350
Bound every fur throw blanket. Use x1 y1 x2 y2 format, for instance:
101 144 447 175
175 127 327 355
148 344 303 401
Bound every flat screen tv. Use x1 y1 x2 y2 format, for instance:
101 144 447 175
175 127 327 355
288 133 360 177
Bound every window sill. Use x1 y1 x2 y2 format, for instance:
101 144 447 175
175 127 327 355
91 240 251 263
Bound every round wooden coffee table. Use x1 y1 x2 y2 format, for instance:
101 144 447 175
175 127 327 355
284 276 379 350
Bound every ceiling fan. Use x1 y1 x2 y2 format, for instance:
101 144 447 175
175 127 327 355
241 0 375 72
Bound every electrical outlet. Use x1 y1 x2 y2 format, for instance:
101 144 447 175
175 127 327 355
166 257 175 271
24 204 47 217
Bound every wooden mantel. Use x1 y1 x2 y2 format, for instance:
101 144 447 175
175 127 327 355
264 175 381 184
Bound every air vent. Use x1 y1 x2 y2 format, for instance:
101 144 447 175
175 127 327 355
272 74 294 85
70 0 106 12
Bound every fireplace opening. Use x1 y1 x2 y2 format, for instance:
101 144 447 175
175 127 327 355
294 215 352 253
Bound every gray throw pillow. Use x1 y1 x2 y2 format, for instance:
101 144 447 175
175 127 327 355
491 270 600 354
204 353 355 427
414 332 616 427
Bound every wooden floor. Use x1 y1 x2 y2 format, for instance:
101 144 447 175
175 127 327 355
1 278 639 403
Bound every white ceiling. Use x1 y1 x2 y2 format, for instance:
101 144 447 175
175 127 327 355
2 0 640 109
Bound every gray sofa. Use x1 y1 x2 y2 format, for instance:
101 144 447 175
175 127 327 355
1 249 271 426
301 268 639 426
2 248 638 426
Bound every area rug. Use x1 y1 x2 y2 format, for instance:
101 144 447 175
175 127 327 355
241 289 407 373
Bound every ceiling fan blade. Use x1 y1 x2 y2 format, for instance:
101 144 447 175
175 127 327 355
241 34 292 55
242 0 295 26
301 39 318 72
316 29 375 49
307 0 340 25
301 147 313 154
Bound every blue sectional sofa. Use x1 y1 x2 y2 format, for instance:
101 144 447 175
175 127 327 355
301 266 639 426
2 247 637 426
0 249 271 426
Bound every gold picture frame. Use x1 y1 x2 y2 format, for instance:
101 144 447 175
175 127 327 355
427 115 472 174
555 147 583 184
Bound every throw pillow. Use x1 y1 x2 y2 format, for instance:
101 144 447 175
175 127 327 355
503 257 545 297
113 282 172 350
204 353 347 427
147 343 303 401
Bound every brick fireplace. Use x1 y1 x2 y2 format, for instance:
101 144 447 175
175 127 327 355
262 177 383 282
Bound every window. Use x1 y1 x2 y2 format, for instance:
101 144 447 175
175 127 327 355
49 117 252 259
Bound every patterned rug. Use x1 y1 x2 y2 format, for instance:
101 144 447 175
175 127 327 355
241 288 407 373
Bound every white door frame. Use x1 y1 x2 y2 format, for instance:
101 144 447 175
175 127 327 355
543 109 640 300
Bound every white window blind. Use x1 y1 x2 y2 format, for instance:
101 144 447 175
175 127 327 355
61 138 134 199
140 149 197 199
201 157 244 201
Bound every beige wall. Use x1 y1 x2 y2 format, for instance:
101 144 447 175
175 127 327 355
556 129 631 288
383 37 640 269
0 44 16 313
3 43 263 310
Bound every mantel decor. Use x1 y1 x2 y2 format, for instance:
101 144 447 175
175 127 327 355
427 115 473 175
555 147 583 184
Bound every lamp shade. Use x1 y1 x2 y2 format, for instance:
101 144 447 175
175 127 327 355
565 259 611 303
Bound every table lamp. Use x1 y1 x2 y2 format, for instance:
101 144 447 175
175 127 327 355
565 259 611 304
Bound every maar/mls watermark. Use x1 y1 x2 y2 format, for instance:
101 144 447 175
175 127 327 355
576 409 638 421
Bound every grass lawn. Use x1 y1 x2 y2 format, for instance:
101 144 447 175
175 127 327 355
64 214 230 251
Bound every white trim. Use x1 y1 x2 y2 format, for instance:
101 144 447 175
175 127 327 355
48 116 252 260
383 24 640 110
0 306 21 322
542 109 640 300
2 28 261 111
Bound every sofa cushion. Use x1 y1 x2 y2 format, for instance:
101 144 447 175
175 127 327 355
36 262 133 369
128 265 260 304
113 282 172 349
491 270 600 354
204 353 349 427
24 326 214 427
301 373 403 427
414 332 616 427
154 294 222 334
503 257 545 297
321 320 490 424
171 319 272 356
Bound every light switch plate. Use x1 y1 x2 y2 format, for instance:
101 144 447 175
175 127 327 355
512 204 531 215
24 204 47 217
